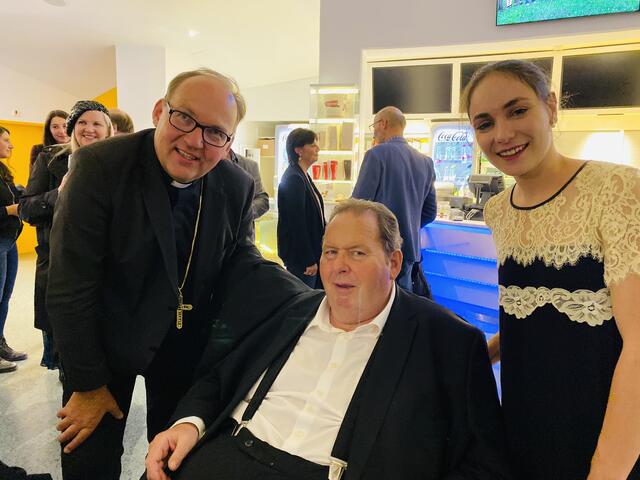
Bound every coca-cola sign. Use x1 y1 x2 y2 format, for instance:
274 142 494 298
436 130 471 143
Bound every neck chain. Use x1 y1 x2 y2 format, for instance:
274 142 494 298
176 178 204 330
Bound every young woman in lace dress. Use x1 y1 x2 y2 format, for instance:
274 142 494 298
463 60 640 480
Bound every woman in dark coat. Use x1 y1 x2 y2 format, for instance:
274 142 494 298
277 128 325 288
20 100 112 370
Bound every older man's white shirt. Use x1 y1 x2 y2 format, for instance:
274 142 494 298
178 284 396 467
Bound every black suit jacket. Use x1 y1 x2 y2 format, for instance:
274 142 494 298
277 163 325 270
172 288 512 480
46 129 262 392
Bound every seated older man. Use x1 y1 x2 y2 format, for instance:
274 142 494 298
145 198 511 480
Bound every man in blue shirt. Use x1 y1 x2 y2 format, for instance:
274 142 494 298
352 106 436 293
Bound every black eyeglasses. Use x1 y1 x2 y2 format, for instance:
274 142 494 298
368 119 382 131
165 101 233 147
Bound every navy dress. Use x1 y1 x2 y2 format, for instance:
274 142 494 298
484 161 640 480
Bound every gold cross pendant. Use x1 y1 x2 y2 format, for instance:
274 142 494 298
176 291 193 330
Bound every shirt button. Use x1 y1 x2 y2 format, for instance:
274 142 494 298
329 362 338 369
295 430 305 438
244 440 254 447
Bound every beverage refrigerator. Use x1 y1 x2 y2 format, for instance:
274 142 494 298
429 122 476 194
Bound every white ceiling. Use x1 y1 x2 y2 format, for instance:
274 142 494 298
3 0 320 98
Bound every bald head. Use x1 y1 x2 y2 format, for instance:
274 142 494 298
373 106 406 143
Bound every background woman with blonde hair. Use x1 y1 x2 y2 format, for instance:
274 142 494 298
20 100 112 372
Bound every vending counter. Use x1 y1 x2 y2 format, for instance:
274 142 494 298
421 219 499 338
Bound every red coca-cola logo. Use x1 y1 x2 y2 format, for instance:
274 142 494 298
436 131 469 142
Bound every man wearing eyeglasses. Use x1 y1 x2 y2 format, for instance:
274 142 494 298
353 106 437 296
47 68 307 480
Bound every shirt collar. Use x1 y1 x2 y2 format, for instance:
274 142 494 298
386 136 407 144
308 283 396 335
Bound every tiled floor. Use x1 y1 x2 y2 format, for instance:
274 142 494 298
0 254 149 479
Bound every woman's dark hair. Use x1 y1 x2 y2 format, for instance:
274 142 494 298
0 126 14 183
286 128 317 166
43 109 69 146
461 59 552 115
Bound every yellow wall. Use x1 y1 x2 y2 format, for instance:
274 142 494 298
0 87 117 255
94 87 118 109
0 120 43 255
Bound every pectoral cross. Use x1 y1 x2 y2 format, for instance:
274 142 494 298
176 290 193 330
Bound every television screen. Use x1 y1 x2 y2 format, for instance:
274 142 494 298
561 51 640 109
460 58 553 95
496 0 640 26
372 64 452 114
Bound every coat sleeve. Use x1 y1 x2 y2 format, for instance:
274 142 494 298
19 151 60 226
443 332 513 480
175 264 310 427
351 149 381 200
46 147 113 391
29 144 43 170
421 157 437 227
245 160 269 220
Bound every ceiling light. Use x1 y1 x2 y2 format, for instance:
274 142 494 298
43 0 66 6
188 30 200 38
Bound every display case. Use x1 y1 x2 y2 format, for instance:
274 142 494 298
309 85 359 210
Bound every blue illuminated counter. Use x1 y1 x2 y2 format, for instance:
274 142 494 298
421 219 498 338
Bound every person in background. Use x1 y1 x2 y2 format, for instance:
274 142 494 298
277 128 325 288
228 148 268 241
0 126 26 374
29 110 69 171
463 59 640 479
19 100 112 373
352 106 437 296
108 108 135 136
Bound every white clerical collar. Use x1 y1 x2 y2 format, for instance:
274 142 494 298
170 179 193 189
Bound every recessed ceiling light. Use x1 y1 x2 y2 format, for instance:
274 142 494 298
43 0 66 6
188 30 200 38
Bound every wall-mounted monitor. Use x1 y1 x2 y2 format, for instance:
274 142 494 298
372 64 452 114
562 51 640 109
496 0 640 26
460 57 553 96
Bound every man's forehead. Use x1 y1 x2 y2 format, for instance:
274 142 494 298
325 213 381 245
170 76 237 125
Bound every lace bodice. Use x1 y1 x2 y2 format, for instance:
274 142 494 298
484 161 640 287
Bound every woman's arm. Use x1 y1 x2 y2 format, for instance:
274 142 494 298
487 332 500 364
19 151 61 225
588 274 640 480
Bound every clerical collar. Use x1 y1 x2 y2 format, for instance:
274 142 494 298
170 180 193 189
158 166 194 189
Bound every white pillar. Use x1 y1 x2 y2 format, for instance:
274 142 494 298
115 45 166 131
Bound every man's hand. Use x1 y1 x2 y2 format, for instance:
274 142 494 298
304 263 318 276
146 423 199 480
56 385 124 453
